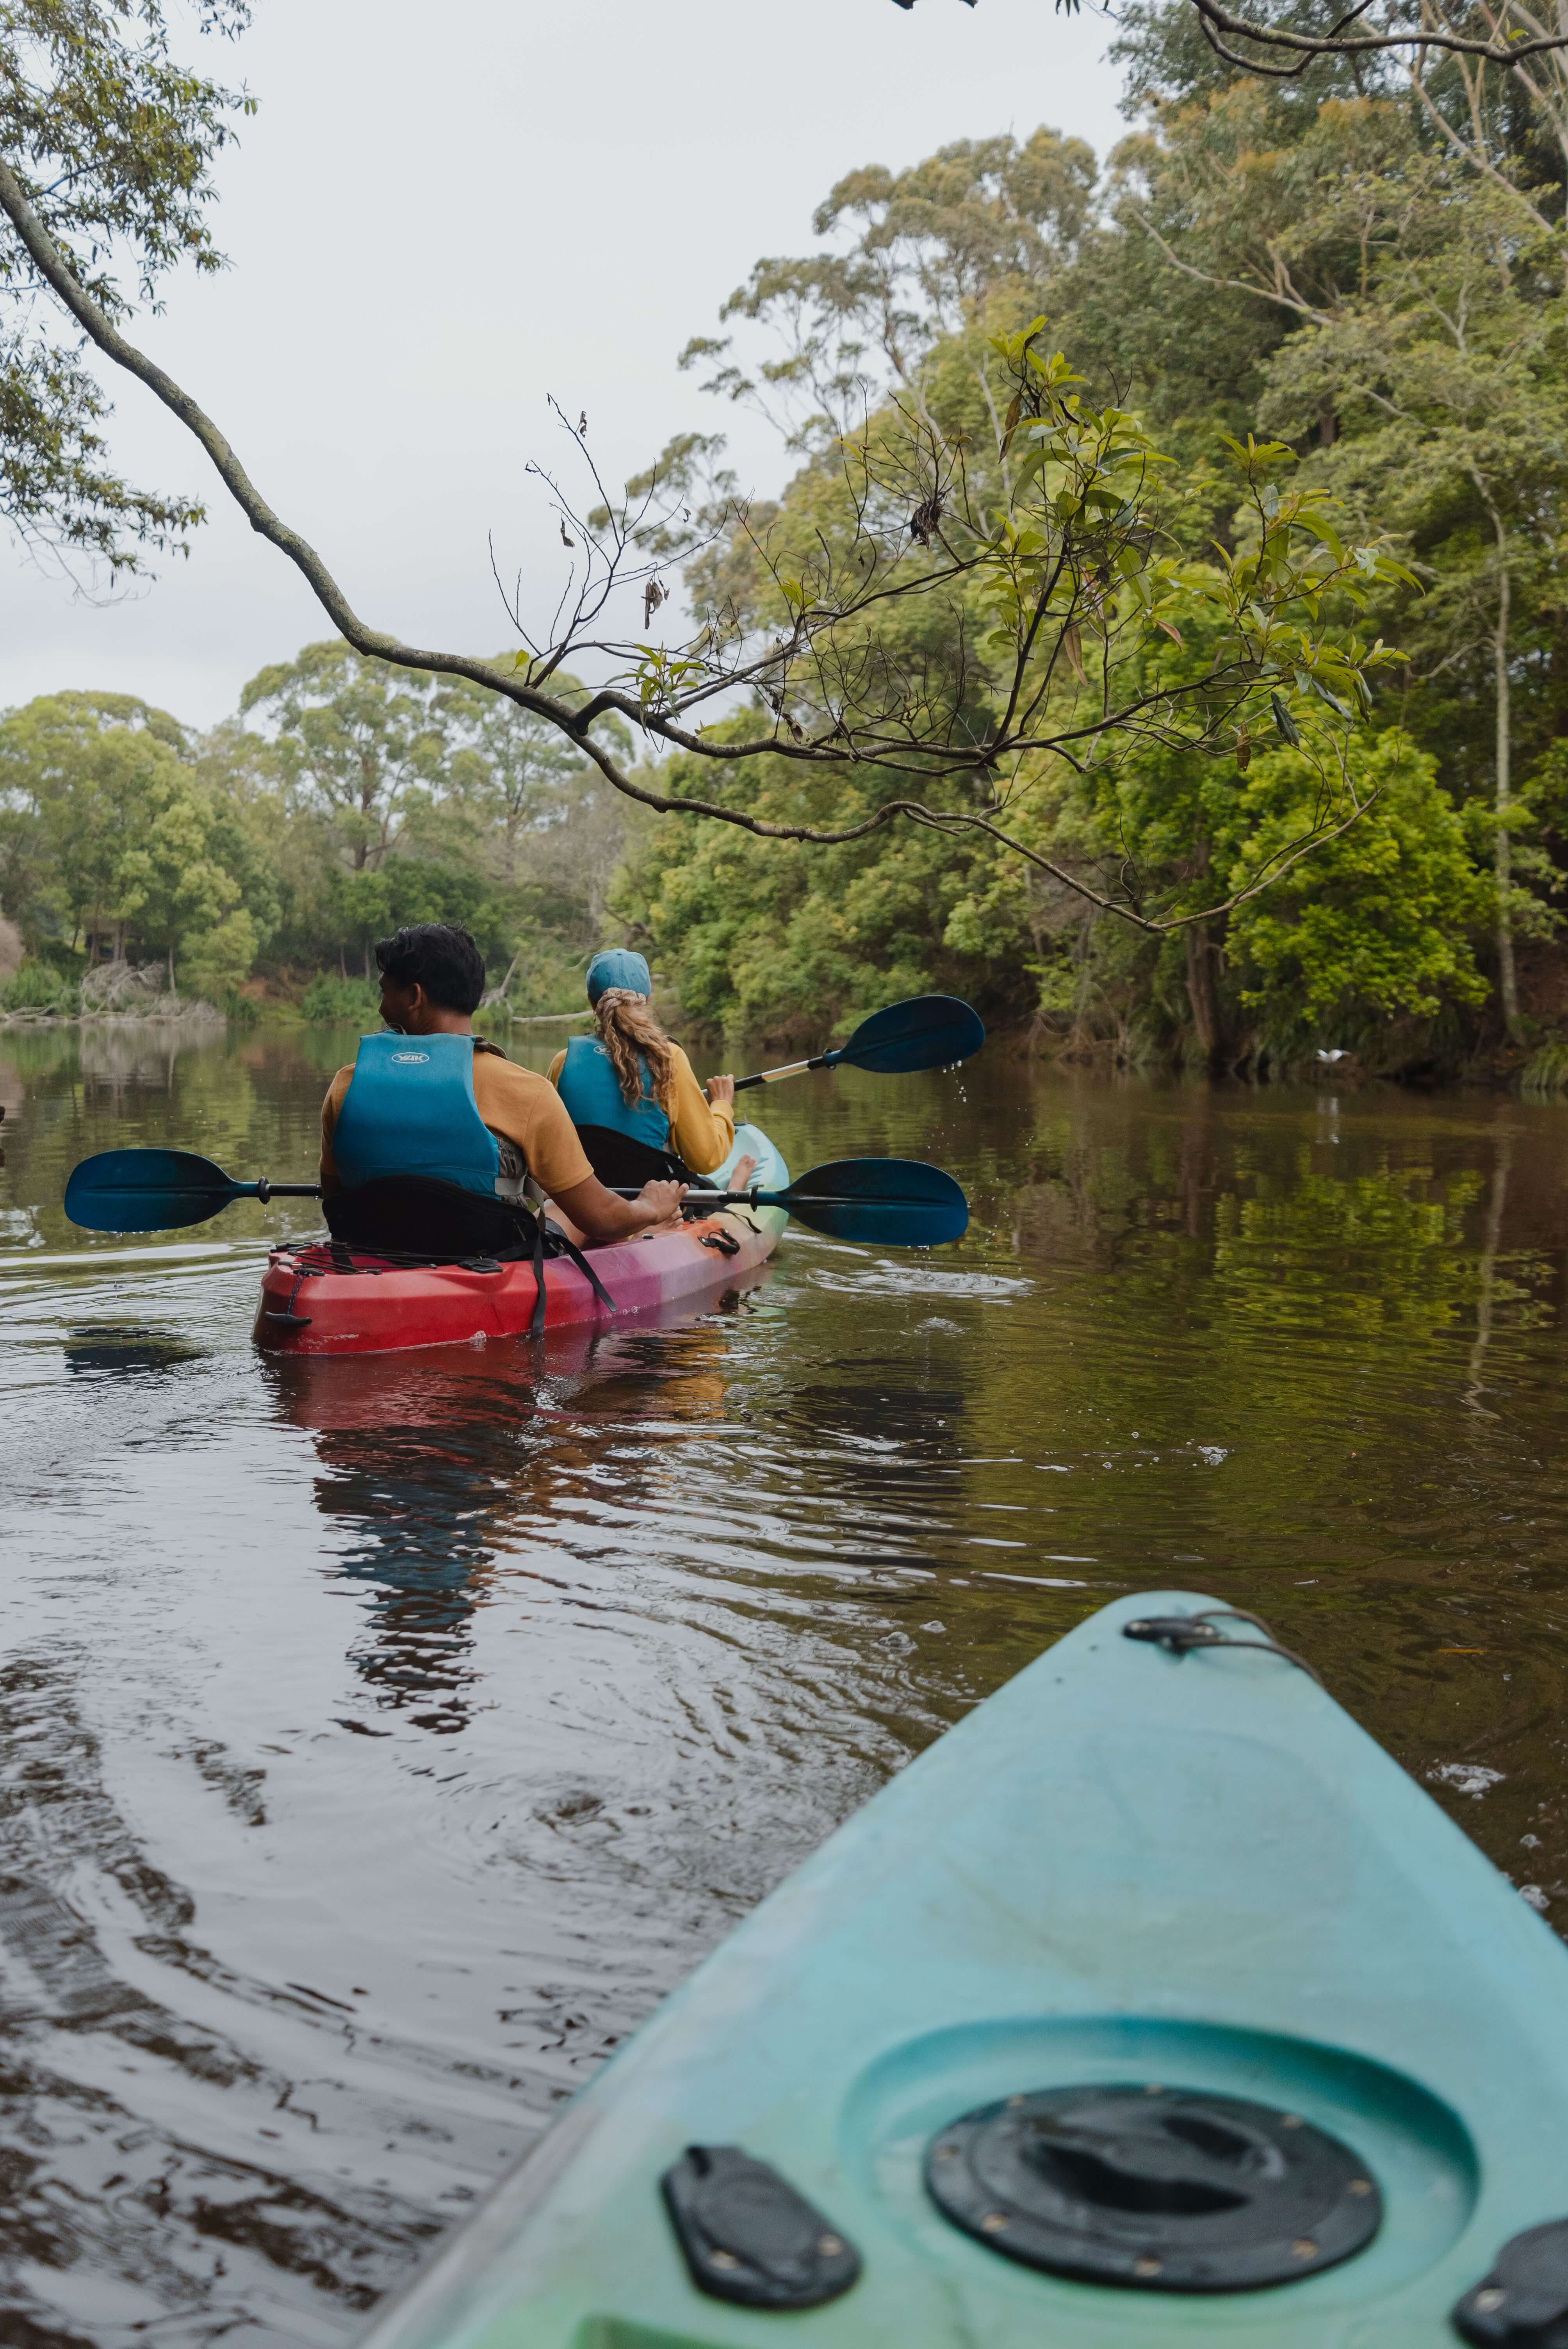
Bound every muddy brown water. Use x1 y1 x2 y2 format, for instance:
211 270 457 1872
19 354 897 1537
2 1021 1566 2346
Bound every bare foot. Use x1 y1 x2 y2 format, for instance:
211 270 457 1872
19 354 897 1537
728 1153 757 1191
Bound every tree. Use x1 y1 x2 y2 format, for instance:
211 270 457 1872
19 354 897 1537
0 689 186 950
1260 178 1568 1038
1221 732 1489 1040
1 0 251 571
682 130 1097 450
434 665 610 890
0 688 271 990
239 640 450 874
114 762 246 988
1102 67 1568 1037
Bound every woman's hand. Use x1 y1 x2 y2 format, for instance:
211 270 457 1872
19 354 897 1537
705 1073 736 1108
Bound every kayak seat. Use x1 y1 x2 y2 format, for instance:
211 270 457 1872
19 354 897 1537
324 1175 539 1261
572 1124 713 1191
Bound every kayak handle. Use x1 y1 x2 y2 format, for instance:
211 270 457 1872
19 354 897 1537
1123 1608 1323 1686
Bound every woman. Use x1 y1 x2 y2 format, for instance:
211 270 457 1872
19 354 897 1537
548 949 750 1187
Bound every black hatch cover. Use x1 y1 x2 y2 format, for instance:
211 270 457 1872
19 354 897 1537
660 2144 861 2310
1454 2218 1568 2345
925 2084 1382 2292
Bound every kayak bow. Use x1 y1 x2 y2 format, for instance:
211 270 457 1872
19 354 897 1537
355 1592 1568 2348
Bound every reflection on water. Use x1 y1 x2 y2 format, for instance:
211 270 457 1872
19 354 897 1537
4 1021 1568 2344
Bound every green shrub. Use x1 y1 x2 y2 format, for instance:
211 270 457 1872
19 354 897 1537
1522 1040 1568 1098
0 958 78 1014
300 973 379 1023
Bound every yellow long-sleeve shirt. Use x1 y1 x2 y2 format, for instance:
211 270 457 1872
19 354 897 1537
546 1041 734 1175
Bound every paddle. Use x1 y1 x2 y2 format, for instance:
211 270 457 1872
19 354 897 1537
732 994 984 1092
65 1148 321 1234
619 1157 969 1247
66 1148 969 1248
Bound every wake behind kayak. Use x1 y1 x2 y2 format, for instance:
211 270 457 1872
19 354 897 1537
354 1593 1568 2347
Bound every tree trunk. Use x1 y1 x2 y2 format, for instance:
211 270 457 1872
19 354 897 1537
1494 561 1521 1041
167 942 176 993
1184 921 1223 1068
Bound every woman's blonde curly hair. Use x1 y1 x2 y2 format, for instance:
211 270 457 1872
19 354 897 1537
593 987 679 1117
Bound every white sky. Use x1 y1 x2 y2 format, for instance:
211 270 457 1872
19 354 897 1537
1 0 1126 729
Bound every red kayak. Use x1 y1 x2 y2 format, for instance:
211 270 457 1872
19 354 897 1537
252 1199 785 1357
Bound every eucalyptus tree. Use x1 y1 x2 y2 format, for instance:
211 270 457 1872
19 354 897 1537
0 688 261 988
1106 75 1568 1036
0 0 251 571
239 641 451 876
1260 179 1568 1038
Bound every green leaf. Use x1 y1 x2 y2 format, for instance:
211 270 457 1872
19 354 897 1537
1270 692 1303 748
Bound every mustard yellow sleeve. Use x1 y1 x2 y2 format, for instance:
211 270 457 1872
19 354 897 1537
319 1066 353 1196
546 1048 566 1089
666 1044 735 1175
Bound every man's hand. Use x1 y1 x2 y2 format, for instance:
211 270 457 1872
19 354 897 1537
552 1173 688 1246
705 1074 736 1108
636 1178 688 1227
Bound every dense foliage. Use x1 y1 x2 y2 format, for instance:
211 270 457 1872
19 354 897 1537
4 0 1568 1072
0 0 253 569
625 24 1568 1070
0 659 638 1016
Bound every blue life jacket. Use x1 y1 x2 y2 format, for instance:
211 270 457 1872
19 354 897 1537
556 1033 671 1151
332 1032 500 1198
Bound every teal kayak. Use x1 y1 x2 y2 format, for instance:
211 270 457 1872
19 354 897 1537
356 1593 1568 2346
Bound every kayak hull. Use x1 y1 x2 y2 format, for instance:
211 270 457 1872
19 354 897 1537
355 1592 1568 2347
254 1121 787 1358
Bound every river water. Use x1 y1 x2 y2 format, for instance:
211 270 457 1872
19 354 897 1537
2 1021 1566 2346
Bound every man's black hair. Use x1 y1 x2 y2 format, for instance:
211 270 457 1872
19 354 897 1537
374 923 486 1014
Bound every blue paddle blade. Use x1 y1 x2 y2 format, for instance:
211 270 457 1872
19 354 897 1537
64 1148 249 1233
777 1158 969 1246
828 994 985 1076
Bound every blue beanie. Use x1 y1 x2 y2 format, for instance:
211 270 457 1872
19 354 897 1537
586 948 652 1005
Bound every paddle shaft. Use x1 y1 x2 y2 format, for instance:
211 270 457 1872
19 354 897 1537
732 1055 830 1094
612 1187 796 1211
730 994 983 1092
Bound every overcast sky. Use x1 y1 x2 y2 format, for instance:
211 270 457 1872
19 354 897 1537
2 0 1126 728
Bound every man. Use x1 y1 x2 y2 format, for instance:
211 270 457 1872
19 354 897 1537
320 923 686 1246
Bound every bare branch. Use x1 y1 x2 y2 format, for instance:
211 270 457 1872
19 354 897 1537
1188 0 1568 70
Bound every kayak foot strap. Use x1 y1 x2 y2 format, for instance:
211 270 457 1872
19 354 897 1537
538 1220 617 1337
1122 1607 1324 1685
661 2145 861 2310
